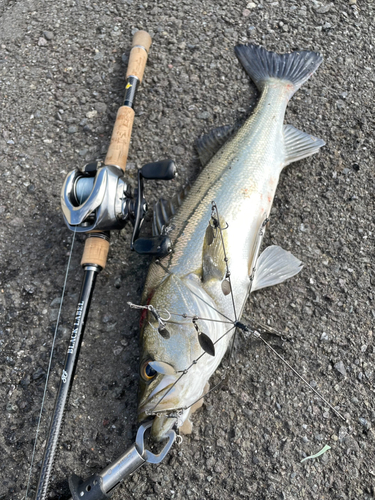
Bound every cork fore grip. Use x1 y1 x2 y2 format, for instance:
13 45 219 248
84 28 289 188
127 31 152 83
104 106 134 171
81 237 110 268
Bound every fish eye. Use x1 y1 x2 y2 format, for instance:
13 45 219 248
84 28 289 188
141 360 157 381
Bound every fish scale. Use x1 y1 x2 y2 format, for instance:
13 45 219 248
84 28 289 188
138 44 325 441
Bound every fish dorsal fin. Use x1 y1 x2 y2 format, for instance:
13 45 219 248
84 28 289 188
196 124 236 166
251 245 303 292
152 185 191 236
196 103 257 166
284 125 325 167
202 216 228 283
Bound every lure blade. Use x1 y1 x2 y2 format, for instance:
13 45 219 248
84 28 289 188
158 325 171 339
221 279 231 296
206 224 215 246
198 332 215 357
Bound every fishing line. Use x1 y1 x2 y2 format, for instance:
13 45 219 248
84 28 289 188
148 353 209 413
150 344 236 418
167 311 234 325
151 370 229 416
187 286 234 323
183 371 228 411
210 201 242 366
174 337 236 414
258 333 346 421
211 205 344 421
211 201 238 322
213 325 236 346
129 301 234 325
146 371 186 414
240 325 346 422
160 322 346 422
165 317 233 327
245 317 287 339
25 229 76 499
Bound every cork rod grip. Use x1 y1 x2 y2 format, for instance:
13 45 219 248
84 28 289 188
104 105 135 171
81 237 110 268
127 30 152 82
104 30 152 171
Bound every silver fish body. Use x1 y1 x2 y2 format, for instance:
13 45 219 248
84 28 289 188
138 45 324 440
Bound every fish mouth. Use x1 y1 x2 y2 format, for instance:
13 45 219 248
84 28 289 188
149 414 178 442
138 379 181 442
138 376 178 419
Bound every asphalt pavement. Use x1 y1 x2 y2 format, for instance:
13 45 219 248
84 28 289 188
1 0 374 499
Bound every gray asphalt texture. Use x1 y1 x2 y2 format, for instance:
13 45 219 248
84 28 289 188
1 0 374 499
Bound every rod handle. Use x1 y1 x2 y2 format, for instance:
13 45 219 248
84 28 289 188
104 105 135 172
104 30 152 172
127 30 152 83
81 236 110 268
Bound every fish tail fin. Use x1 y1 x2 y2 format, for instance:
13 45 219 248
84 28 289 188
235 44 322 97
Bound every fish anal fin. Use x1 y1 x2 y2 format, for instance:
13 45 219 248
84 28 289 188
202 217 228 283
284 124 325 167
251 245 303 292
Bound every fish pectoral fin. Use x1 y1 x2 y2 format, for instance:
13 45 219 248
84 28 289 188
251 245 303 292
283 124 325 167
202 217 228 283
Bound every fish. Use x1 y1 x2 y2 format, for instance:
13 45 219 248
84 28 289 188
137 44 325 441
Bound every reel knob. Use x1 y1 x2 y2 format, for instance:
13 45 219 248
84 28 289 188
140 160 176 180
133 235 172 256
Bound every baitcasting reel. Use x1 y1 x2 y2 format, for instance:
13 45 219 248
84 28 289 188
61 159 176 257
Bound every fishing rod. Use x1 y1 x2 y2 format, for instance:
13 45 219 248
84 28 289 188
30 30 178 500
